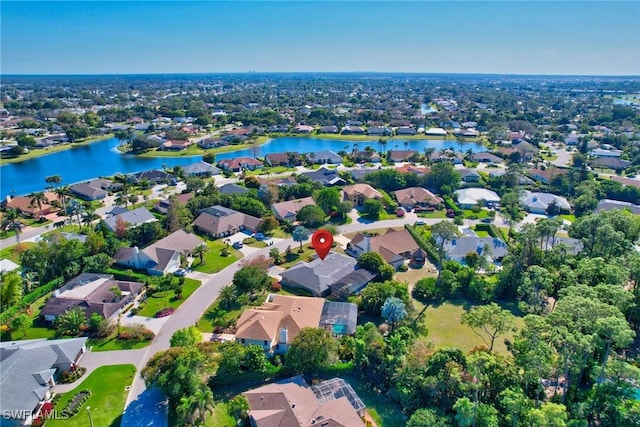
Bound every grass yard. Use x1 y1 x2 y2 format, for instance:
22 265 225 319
559 214 576 223
277 245 318 269
204 402 235 427
7 293 57 340
88 328 152 352
192 240 241 274
245 166 295 176
341 374 407 427
137 278 201 318
417 209 447 218
197 298 244 333
0 242 35 264
47 364 136 427
462 209 489 219
415 299 523 355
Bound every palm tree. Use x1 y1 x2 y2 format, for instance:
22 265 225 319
22 272 39 293
192 244 209 265
55 307 87 336
424 147 435 164
218 284 237 309
29 191 49 220
110 286 122 302
45 175 62 190
82 205 97 229
67 200 84 229
54 185 71 213
2 209 23 247
177 385 214 426
378 138 387 156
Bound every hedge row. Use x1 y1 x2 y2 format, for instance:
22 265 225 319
60 389 91 418
474 223 510 245
0 278 63 325
443 196 463 215
105 267 150 283
404 225 439 264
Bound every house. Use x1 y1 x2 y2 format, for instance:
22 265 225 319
527 167 568 184
114 230 204 275
341 125 365 135
350 168 377 182
280 252 374 297
0 259 19 273
443 236 509 264
367 126 393 136
182 161 219 177
243 376 365 427
41 273 143 322
454 188 500 209
5 191 59 217
595 199 640 215
346 229 425 270
104 207 157 232
257 176 298 187
342 183 383 206
70 182 108 201
459 168 481 183
154 193 194 214
294 124 314 133
0 338 88 427
461 128 480 138
271 197 316 221
425 127 448 136
471 152 503 164
307 150 342 164
319 125 339 134
395 126 416 135
434 151 464 164
217 157 264 172
542 236 583 256
198 138 226 149
300 168 346 186
591 157 631 171
610 176 640 190
128 170 175 185
161 139 192 151
591 148 623 158
394 187 443 209
236 294 358 355
396 164 430 176
218 183 250 195
265 152 302 167
388 150 419 162
353 150 382 163
520 191 571 214
193 205 262 238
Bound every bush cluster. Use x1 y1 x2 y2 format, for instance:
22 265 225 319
0 278 63 325
155 307 175 318
58 366 87 384
59 390 91 418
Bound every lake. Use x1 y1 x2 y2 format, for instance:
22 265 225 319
0 136 483 197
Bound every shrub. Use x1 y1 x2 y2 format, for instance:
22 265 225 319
60 390 91 418
398 263 408 272
243 237 256 244
155 307 175 318
413 277 439 302
58 366 87 384
271 281 282 292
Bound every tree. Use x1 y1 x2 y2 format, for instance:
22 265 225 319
461 303 516 352
233 265 270 293
431 220 460 281
1 272 23 311
297 204 326 227
527 402 568 427
407 408 450 427
55 307 87 336
269 247 283 265
292 225 310 253
228 395 249 425
218 284 237 309
110 286 122 302
500 190 523 232
177 384 214 426
54 185 71 213
11 314 29 338
1 209 23 246
192 244 208 265
381 297 407 329
202 152 215 164
453 397 475 427
359 280 409 314
45 175 62 190
425 162 461 195
357 252 394 281
170 326 202 347
314 187 341 214
362 198 382 220
83 253 112 273
284 327 335 374
259 215 279 233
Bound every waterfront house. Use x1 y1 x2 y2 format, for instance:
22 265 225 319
265 152 302 167
218 157 264 172
5 191 59 218
104 207 157 232
114 229 204 275
388 150 419 162
395 126 417 136
341 183 383 206
294 124 315 133
367 126 393 136
425 127 448 136
161 139 192 151
319 125 339 134
0 338 88 427
394 187 443 209
41 273 143 322
271 197 316 221
307 150 342 165
182 161 219 177
128 170 175 185
70 181 108 201
341 125 365 135
193 205 262 238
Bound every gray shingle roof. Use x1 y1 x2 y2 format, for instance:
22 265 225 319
280 253 366 296
104 207 157 231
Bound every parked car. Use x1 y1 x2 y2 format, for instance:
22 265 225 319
415 220 426 226
232 241 244 249
254 233 265 241
481 218 492 223
396 207 406 217
173 268 187 277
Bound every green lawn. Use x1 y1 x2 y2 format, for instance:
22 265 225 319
417 209 447 218
197 299 243 333
245 166 295 176
415 299 523 355
341 374 407 427
192 240 241 274
474 230 490 237
462 209 489 219
88 327 152 352
5 293 57 341
277 245 317 269
559 214 576 223
137 278 201 318
47 365 135 427
204 402 235 427
0 242 35 263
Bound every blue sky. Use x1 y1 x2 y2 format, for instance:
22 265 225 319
2 1 639 75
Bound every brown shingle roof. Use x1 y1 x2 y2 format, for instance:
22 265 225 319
271 197 316 220
342 184 383 200
394 187 443 206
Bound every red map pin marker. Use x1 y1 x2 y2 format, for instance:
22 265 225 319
312 229 333 261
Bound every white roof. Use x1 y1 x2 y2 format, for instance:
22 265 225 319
0 259 19 273
454 188 500 204
425 127 447 135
